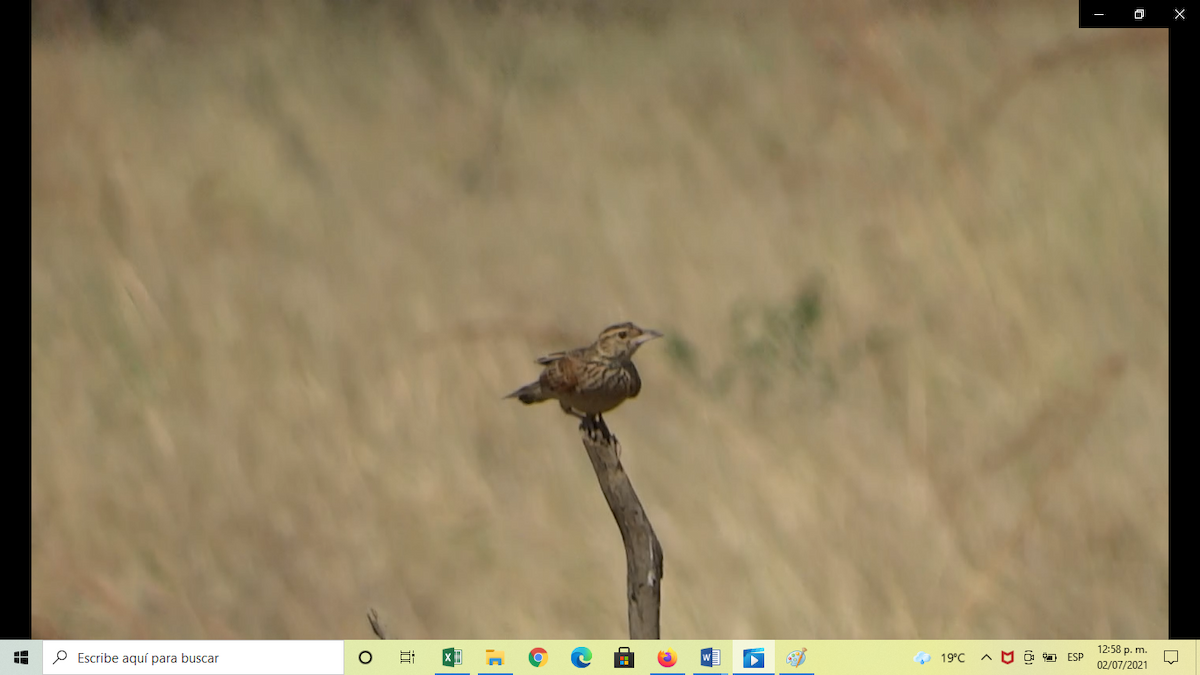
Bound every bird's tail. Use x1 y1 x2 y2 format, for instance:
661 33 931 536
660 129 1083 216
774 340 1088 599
504 381 547 404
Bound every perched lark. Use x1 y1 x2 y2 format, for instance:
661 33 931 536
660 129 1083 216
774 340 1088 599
505 322 663 436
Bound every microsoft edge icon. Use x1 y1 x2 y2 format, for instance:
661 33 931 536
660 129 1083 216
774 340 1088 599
571 648 593 668
743 648 766 669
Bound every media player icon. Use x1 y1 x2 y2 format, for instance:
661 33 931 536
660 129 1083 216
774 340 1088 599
743 648 765 669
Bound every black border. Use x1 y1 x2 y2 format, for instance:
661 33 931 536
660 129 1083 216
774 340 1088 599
1165 24 1192 643
15 0 34 643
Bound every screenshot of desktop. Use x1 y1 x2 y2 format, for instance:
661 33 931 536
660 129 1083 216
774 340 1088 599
25 0 1181 673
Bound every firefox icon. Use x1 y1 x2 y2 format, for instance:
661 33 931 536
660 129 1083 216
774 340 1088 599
657 649 678 668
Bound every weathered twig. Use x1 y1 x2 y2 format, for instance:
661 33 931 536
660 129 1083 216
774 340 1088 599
367 607 390 640
578 417 664 639
366 420 664 640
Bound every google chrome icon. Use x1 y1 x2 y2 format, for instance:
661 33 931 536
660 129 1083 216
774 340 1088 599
529 648 548 667
657 648 678 668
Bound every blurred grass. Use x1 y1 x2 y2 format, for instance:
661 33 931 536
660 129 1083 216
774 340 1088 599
31 0 1167 639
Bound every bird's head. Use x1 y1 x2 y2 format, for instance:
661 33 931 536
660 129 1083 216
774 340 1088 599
594 322 663 361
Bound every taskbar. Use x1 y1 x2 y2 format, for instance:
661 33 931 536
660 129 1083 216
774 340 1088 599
1 640 1194 675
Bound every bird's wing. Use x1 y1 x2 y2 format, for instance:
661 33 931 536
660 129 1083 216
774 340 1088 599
539 354 582 395
536 346 590 365
535 351 569 365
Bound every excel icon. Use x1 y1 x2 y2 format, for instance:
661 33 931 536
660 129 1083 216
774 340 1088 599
614 647 634 669
442 648 462 667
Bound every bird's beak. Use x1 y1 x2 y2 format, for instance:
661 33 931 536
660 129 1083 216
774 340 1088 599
634 329 664 346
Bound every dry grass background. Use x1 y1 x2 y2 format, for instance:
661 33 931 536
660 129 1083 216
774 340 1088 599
30 0 1168 639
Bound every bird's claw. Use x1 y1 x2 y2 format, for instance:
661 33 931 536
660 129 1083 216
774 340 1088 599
580 414 616 445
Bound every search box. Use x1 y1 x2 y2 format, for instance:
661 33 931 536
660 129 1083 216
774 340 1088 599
41 641 343 675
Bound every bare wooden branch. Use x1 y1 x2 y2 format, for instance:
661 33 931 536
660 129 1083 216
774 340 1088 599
366 418 664 640
367 607 390 640
578 418 663 639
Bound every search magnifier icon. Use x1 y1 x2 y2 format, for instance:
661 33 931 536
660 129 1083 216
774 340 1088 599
53 651 67 665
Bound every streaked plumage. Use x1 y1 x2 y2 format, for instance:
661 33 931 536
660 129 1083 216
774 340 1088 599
505 322 663 420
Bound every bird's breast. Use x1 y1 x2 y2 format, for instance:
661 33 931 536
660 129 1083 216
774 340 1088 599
624 361 642 398
554 359 642 414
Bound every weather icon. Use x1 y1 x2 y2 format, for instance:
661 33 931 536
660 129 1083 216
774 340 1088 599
914 651 932 665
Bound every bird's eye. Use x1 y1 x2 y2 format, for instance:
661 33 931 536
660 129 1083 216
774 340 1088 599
618 331 628 339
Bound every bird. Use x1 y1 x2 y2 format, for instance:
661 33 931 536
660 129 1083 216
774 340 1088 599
505 322 663 438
